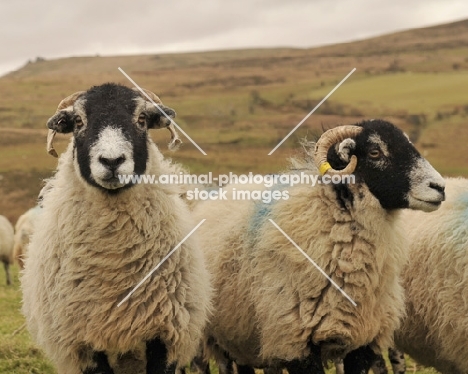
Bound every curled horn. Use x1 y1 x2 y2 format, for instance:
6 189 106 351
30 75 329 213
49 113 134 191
47 91 84 157
46 130 58 158
314 125 363 175
133 87 182 151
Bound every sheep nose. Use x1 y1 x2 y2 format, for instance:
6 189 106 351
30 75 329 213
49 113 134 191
99 155 126 171
429 181 445 200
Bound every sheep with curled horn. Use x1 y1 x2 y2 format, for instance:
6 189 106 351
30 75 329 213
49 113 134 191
192 120 446 374
21 83 211 374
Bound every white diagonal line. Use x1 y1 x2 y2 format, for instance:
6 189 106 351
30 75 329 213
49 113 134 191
117 219 206 307
268 68 356 155
118 67 207 155
268 219 357 306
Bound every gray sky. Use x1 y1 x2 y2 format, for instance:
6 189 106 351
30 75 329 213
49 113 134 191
1 0 467 76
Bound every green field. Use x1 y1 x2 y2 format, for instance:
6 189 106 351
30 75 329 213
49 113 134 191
0 18 467 374
0 267 55 373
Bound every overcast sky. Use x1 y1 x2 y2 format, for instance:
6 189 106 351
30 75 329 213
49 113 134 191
1 0 467 76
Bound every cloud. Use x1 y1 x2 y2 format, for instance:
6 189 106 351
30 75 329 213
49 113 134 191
0 0 467 75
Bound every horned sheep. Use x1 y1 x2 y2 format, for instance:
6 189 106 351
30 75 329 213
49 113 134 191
395 177 468 374
193 120 446 374
0 215 14 285
21 83 211 374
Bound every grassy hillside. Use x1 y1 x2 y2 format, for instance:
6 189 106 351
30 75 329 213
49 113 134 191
0 18 467 373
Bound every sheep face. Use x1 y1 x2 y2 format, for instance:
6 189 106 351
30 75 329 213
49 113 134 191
46 83 175 192
326 120 445 212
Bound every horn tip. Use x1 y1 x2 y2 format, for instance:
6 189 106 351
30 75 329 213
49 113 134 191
48 148 59 158
168 138 182 151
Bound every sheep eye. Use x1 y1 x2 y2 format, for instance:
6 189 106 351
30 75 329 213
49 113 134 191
137 113 146 126
75 116 83 127
369 149 381 159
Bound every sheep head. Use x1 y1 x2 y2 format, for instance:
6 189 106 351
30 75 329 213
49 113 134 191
45 83 180 192
314 120 445 212
46 85 181 158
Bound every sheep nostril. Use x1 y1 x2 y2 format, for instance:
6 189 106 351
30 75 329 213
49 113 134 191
429 182 445 193
99 155 126 170
429 182 445 200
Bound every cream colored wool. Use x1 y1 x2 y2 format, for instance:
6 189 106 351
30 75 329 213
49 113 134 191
194 177 407 367
21 141 212 374
395 178 468 374
0 215 14 282
13 206 41 269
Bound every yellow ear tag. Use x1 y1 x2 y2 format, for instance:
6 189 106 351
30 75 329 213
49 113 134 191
319 162 332 175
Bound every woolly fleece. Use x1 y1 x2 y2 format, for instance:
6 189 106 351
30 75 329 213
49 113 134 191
21 141 212 374
0 215 14 284
13 206 41 269
396 178 468 374
193 176 407 367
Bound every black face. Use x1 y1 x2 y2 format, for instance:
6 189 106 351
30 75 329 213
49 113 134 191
46 83 176 193
74 84 149 192
327 120 424 210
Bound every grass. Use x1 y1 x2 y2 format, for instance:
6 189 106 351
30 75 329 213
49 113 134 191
0 266 56 373
310 72 468 116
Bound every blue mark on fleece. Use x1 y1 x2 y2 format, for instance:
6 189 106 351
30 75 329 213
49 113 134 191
457 192 468 220
248 202 273 239
247 180 289 240
448 192 468 251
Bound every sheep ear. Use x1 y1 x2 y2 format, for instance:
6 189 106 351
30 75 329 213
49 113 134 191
337 138 356 163
46 110 76 134
147 105 176 129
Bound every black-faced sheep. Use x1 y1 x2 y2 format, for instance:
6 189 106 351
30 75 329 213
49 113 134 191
192 120 446 374
395 177 468 374
0 214 14 285
21 83 211 374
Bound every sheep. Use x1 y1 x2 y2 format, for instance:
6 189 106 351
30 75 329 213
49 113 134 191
0 215 14 285
394 177 468 374
192 120 446 374
21 83 211 374
13 183 51 269
13 205 42 269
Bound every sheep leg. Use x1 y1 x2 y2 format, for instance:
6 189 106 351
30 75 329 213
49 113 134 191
334 358 344 374
217 351 234 374
343 345 378 374
236 363 255 374
388 348 406 374
370 354 388 374
82 351 114 374
264 366 283 374
146 337 176 374
191 354 211 374
284 343 324 374
4 262 11 286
